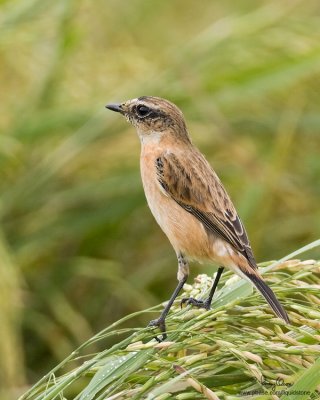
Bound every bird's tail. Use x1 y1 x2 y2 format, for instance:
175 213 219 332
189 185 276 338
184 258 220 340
245 272 289 323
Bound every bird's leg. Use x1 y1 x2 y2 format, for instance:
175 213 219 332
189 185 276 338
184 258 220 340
148 254 189 341
181 266 224 310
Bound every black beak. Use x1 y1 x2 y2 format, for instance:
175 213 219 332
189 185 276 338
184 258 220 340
105 103 123 113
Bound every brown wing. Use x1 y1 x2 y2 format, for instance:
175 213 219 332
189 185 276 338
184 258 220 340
155 151 257 269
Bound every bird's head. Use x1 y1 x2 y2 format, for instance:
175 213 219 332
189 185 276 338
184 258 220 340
106 96 190 143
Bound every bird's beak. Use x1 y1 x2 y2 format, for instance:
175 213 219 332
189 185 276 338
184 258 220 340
105 103 124 113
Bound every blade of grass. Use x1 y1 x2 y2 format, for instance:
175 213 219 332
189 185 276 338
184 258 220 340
281 357 320 400
79 350 154 400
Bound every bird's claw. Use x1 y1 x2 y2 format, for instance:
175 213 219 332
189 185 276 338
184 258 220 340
148 318 167 342
181 297 211 311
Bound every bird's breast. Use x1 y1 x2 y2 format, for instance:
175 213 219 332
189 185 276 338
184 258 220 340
140 149 172 232
140 147 211 259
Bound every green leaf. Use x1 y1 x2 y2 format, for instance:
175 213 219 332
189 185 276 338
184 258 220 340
281 357 320 400
79 350 154 400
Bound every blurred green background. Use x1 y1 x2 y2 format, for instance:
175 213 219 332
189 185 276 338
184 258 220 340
1 0 320 397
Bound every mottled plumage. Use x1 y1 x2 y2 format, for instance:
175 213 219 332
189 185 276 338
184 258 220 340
106 96 289 339
155 150 256 269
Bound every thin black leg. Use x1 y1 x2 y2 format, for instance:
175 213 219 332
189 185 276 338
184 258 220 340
181 266 224 310
148 276 187 341
148 253 189 341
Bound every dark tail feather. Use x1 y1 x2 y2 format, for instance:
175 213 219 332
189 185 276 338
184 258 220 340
246 273 290 323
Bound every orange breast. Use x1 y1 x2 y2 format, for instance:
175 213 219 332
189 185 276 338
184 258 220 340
140 146 212 260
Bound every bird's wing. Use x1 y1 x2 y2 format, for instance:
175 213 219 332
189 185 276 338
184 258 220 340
155 151 257 269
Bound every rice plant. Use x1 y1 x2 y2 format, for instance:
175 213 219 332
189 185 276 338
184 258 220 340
19 242 320 399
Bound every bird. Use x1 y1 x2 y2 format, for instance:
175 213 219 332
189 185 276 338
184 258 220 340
106 96 289 340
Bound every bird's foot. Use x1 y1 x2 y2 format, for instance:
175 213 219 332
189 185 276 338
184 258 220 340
181 297 211 311
148 318 167 342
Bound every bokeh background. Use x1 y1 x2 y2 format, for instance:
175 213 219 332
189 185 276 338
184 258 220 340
1 0 320 398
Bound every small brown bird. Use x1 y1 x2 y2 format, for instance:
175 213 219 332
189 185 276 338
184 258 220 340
106 96 289 339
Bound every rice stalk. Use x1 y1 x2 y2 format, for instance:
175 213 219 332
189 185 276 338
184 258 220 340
19 257 320 400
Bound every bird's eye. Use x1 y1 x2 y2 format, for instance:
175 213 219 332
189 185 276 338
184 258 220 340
136 105 151 118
